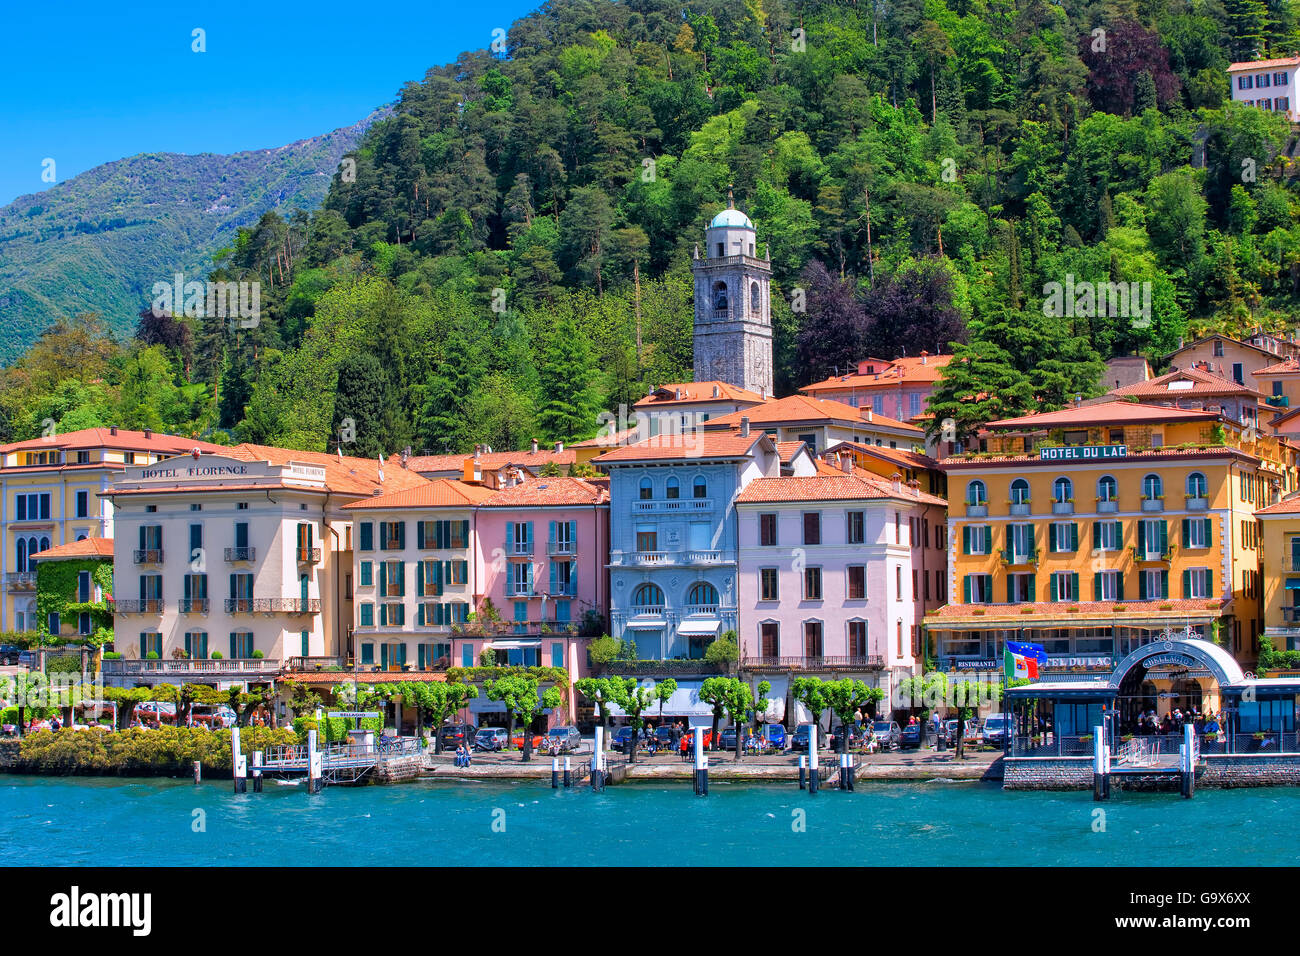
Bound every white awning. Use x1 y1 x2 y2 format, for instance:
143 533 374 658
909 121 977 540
625 618 666 631
486 640 542 650
604 679 716 718
676 619 721 637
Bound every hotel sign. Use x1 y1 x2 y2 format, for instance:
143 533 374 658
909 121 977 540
139 464 250 480
1038 445 1127 462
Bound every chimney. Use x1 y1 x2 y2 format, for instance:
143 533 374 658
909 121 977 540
143 428 152 439
909 478 921 497
891 472 902 495
531 438 539 454
401 446 411 468
554 441 564 453
866 408 874 422
840 453 852 475
920 351 929 365
740 416 751 437
109 426 118 436
473 445 481 461
712 384 720 398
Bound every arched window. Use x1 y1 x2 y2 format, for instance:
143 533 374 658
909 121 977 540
39 536 48 554
966 480 987 506
750 281 761 313
712 281 728 312
693 476 708 499
632 583 664 608
1053 477 1072 503
1010 478 1030 504
687 582 719 609
15 538 26 573
665 476 680 499
1142 473 1163 499
1186 472 1207 498
639 477 653 500
1097 475 1118 502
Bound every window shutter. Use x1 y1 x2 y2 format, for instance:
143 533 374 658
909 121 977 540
1181 518 1189 546
1071 572 1079 600
417 564 426 597
984 574 993 601
1048 524 1057 552
567 521 576 549
417 603 424 626
1092 522 1100 550
1160 571 1169 599
962 526 970 554
417 522 426 550
436 561 445 596
1094 573 1101 602
1139 573 1148 600
1006 578 1015 604
1182 569 1190 598
229 634 237 659
462 520 470 546
397 522 406 549
526 522 534 551
1070 523 1078 552
1028 524 1035 552
1137 522 1146 554
1027 575 1035 602
1116 575 1123 601
1050 574 1058 602
379 566 387 598
1202 518 1212 543
526 563 534 591
550 560 557 595
396 560 406 596
139 525 146 549
1113 521 1122 549
506 522 514 552
963 575 971 604
1159 520 1168 556
549 521 556 551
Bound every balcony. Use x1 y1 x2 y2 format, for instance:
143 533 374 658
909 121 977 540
1185 496 1208 511
381 539 403 552
505 542 534 556
225 598 321 614
296 547 322 565
4 571 36 591
1131 545 1175 563
1097 499 1118 513
1051 501 1074 515
101 657 281 678
547 540 576 556
631 498 714 514
178 599 210 614
134 549 164 564
591 658 724 676
966 503 987 518
1009 501 1031 517
683 604 719 616
621 551 670 566
1000 548 1039 567
609 550 726 567
114 599 164 614
627 605 665 617
224 547 256 562
505 584 537 598
743 655 886 672
684 550 723 564
1140 497 1164 512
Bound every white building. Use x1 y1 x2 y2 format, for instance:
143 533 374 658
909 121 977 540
1228 57 1300 121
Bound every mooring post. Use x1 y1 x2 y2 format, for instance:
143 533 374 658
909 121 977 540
591 726 605 791
252 750 263 793
1092 724 1109 801
808 725 819 795
193 760 201 784
552 755 560 789
798 754 806 790
232 727 247 794
563 754 572 787
307 728 322 794
693 726 708 796
1181 723 1195 799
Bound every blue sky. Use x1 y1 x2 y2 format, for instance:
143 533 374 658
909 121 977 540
0 0 541 206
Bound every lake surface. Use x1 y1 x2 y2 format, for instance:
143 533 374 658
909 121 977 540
4 775 1298 866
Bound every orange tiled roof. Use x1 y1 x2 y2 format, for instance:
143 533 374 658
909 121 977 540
1108 366 1263 400
569 427 640 449
32 537 114 560
704 394 924 434
592 432 773 463
225 444 429 498
736 471 946 506
0 428 228 456
476 448 576 469
1254 359 1300 376
480 477 608 506
405 453 470 474
1228 57 1300 71
984 400 1220 430
925 598 1226 624
775 441 808 464
828 440 938 471
801 354 953 392
342 478 496 510
632 381 766 408
1257 495 1300 515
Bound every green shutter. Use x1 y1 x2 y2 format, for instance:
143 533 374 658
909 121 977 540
1182 518 1190 546
1113 520 1122 549
1137 521 1145 554
962 526 971 555
963 575 971 604
1202 517 1212 544
1116 575 1124 602
1027 575 1035 602
1139 573 1147 600
1048 524 1057 552
1094 572 1101 602
379 565 387 598
1182 569 1191 598
1159 520 1168 556
1160 571 1169 599
1092 522 1100 550
396 560 406 597
1070 523 1078 552
1071 572 1079 600
1050 574 1058 602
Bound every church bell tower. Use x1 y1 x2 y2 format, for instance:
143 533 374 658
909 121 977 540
691 190 773 397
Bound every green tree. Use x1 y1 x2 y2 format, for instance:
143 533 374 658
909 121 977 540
484 673 562 761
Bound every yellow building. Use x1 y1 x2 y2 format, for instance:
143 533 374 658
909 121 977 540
0 428 226 633
1258 496 1300 651
926 400 1296 721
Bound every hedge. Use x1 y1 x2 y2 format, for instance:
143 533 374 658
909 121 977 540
12 727 296 775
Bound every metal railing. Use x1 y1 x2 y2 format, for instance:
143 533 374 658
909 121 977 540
547 540 576 555
114 599 164 614
224 547 256 562
505 541 534 556
4 571 36 590
101 657 280 676
178 599 209 614
592 659 724 675
1011 731 1300 757
627 605 665 616
743 655 885 671
134 549 164 564
631 499 713 513
285 656 350 671
296 547 322 564
224 598 321 613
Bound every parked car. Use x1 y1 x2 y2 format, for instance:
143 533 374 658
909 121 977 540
762 724 787 749
190 704 237 728
545 727 583 752
719 727 740 750
790 723 821 752
653 726 675 748
133 701 177 725
870 720 901 751
511 731 546 750
981 715 1012 748
439 723 477 749
829 724 859 750
0 645 22 666
944 719 980 746
474 727 508 751
899 722 923 748
610 726 644 749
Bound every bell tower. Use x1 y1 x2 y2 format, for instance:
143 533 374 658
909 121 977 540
691 189 773 397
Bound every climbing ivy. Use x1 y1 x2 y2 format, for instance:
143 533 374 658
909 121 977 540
34 558 114 645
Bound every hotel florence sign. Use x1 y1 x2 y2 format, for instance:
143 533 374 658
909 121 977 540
1037 444 1127 462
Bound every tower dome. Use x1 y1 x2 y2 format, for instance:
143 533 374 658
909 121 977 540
709 207 754 230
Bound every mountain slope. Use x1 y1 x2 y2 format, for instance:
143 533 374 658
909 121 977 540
0 111 382 364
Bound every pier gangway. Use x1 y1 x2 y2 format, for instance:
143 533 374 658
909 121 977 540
262 738 421 784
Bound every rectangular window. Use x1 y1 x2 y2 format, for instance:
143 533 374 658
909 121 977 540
846 511 865 544
636 529 658 552
1184 567 1211 600
759 568 779 602
896 565 902 600
77 570 92 603
1095 520 1120 552
360 561 372 587
1259 73 1272 88
1049 521 1078 553
1239 75 1254 90
847 565 866 600
1097 570 1121 602
964 524 990 556
360 602 374 627
1050 571 1078 602
909 392 921 418
760 622 779 657
804 567 823 600
139 633 162 657
965 574 993 604
802 512 821 545
1008 573 1035 603
359 522 373 551
1184 517 1211 549
804 621 824 658
848 621 867 658
1008 523 1033 560
229 632 253 659
75 491 89 518
760 513 778 546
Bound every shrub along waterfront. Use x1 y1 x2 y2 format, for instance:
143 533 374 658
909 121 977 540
6 726 296 776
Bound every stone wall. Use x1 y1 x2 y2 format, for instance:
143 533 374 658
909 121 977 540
1199 754 1300 787
0 740 18 770
1004 753 1300 789
1002 756 1093 790
373 753 423 783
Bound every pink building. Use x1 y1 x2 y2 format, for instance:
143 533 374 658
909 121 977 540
471 476 610 726
800 353 953 428
735 463 947 724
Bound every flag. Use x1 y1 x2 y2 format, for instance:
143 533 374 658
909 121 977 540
377 455 385 482
1004 640 1047 681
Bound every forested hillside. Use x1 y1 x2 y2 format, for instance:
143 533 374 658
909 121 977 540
0 113 379 365
4 0 1300 455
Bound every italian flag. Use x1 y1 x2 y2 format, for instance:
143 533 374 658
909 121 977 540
1004 647 1039 681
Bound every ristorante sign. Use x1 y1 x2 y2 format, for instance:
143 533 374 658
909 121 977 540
1038 445 1128 462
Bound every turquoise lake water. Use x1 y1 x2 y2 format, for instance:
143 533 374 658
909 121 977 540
4 775 1298 866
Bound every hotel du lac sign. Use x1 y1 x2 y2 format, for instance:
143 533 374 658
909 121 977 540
1037 444 1128 462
